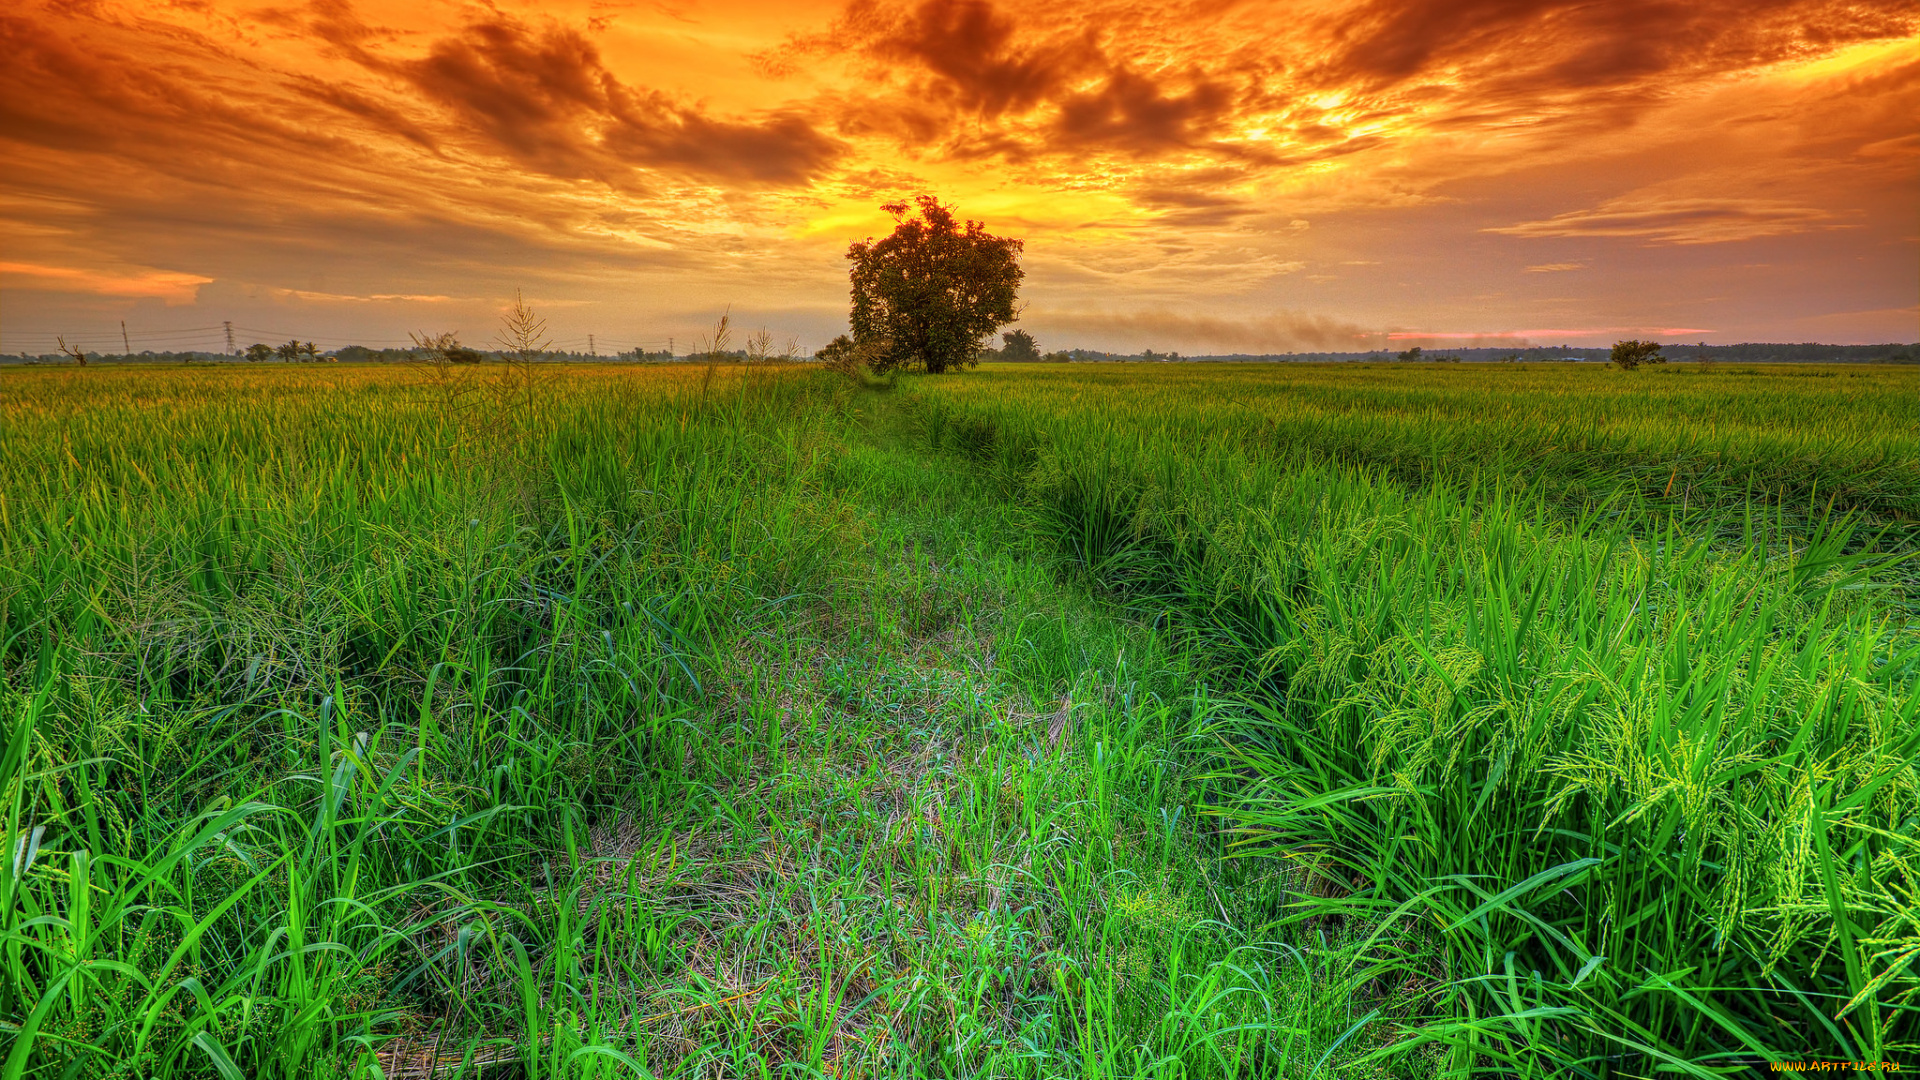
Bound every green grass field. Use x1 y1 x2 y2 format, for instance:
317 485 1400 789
2 360 1916 1077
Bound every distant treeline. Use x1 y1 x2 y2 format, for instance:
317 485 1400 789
3 347 683 365
327 346 680 363
1010 343 1920 364
6 341 1916 365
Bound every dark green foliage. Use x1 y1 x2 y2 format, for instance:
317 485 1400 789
813 333 855 372
274 339 321 362
1001 329 1041 362
847 195 1024 374
1611 339 1666 370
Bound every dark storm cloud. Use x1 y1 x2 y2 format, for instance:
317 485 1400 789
394 15 845 185
761 0 1099 115
402 19 615 170
1053 64 1238 152
1129 182 1258 226
293 78 442 151
766 0 1278 161
0 15 236 153
855 0 1102 117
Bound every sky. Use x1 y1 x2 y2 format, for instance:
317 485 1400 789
2 0 1916 358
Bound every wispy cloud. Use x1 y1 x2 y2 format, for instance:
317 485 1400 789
1389 327 1713 340
1492 197 1844 245
1034 308 1378 351
270 288 463 303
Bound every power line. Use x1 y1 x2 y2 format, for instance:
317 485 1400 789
6 326 687 356
9 328 227 342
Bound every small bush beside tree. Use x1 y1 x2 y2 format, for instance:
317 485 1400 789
815 333 892 378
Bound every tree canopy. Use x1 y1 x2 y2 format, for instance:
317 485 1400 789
847 196 1024 374
1610 340 1666 370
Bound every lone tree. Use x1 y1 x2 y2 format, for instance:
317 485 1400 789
847 196 1024 374
1611 340 1665 370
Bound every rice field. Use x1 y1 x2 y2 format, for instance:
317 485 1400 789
1 360 1916 1077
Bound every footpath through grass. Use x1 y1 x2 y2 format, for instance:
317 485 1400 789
1 364 1400 1079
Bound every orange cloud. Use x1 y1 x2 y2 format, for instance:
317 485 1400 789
0 262 212 303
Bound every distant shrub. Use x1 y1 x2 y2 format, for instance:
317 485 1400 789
815 334 860 377
1001 329 1041 362
274 340 321 362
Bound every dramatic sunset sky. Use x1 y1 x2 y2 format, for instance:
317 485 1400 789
2 0 1916 356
